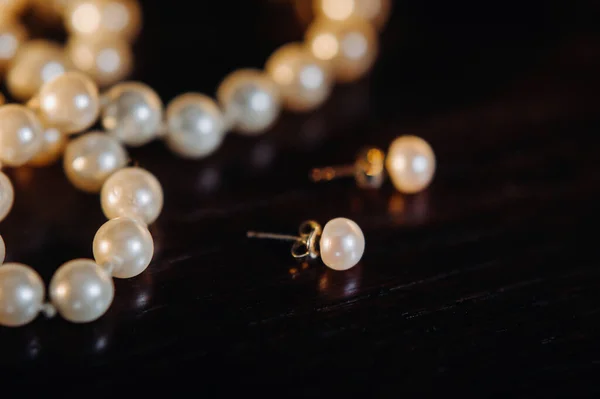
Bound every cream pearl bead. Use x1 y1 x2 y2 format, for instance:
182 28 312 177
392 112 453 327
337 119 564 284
313 0 391 30
265 43 333 112
305 17 378 83
63 132 128 193
0 171 14 222
0 104 44 167
38 71 100 134
65 0 141 42
0 20 27 73
385 135 436 194
165 93 226 159
101 167 163 224
101 82 164 147
49 258 114 323
0 263 45 327
66 36 133 87
6 40 71 101
217 69 281 135
93 217 153 279
0 0 29 16
0 234 4 264
29 0 66 22
28 126 67 167
320 217 365 271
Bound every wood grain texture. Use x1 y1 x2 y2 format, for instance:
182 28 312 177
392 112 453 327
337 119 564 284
1 0 599 396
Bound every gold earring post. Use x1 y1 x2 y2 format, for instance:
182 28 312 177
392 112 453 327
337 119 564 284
309 165 355 182
246 232 301 241
309 147 387 188
246 220 322 260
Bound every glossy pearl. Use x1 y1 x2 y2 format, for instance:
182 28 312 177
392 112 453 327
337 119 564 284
265 42 333 112
28 126 67 167
0 0 29 16
165 93 226 159
49 258 114 323
0 234 4 264
0 20 27 73
385 135 436 194
0 171 14 222
66 36 133 87
217 69 281 135
101 167 163 224
38 71 100 134
306 17 378 83
65 0 141 42
93 217 153 278
101 82 164 146
314 0 391 30
320 217 365 271
63 132 128 193
0 263 45 327
0 104 44 167
6 40 71 101
29 0 66 22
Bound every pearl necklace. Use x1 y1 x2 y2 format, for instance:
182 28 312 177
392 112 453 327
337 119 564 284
0 0 391 327
0 0 139 100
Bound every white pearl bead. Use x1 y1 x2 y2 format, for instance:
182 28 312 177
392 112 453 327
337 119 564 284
49 258 114 323
101 82 164 147
28 0 66 22
314 0 392 30
265 42 333 112
6 40 71 101
0 263 45 327
101 167 163 224
0 171 14 222
217 69 281 135
66 36 133 87
0 234 5 265
320 217 365 271
65 0 142 42
28 126 67 167
63 131 128 193
385 135 436 194
0 19 27 73
38 71 100 134
165 93 226 159
93 216 153 278
0 0 29 15
306 17 378 83
0 104 44 167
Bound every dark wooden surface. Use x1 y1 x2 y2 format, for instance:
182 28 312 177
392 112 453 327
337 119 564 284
1 0 599 396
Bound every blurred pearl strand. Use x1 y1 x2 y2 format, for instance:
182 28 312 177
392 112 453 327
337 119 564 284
0 0 391 327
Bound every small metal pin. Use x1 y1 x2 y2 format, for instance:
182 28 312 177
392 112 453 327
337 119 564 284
247 220 322 260
309 147 387 189
310 165 356 183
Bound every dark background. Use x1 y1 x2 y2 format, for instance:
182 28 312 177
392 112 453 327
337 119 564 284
1 0 599 396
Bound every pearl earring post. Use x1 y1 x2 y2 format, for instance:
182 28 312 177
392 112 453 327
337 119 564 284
247 218 365 271
310 147 387 189
247 220 322 261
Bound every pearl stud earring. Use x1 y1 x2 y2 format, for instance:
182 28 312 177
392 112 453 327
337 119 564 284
247 218 365 271
310 135 436 194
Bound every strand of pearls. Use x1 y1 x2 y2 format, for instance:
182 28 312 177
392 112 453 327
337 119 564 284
0 0 391 327
0 70 162 326
0 157 162 326
1 0 140 101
